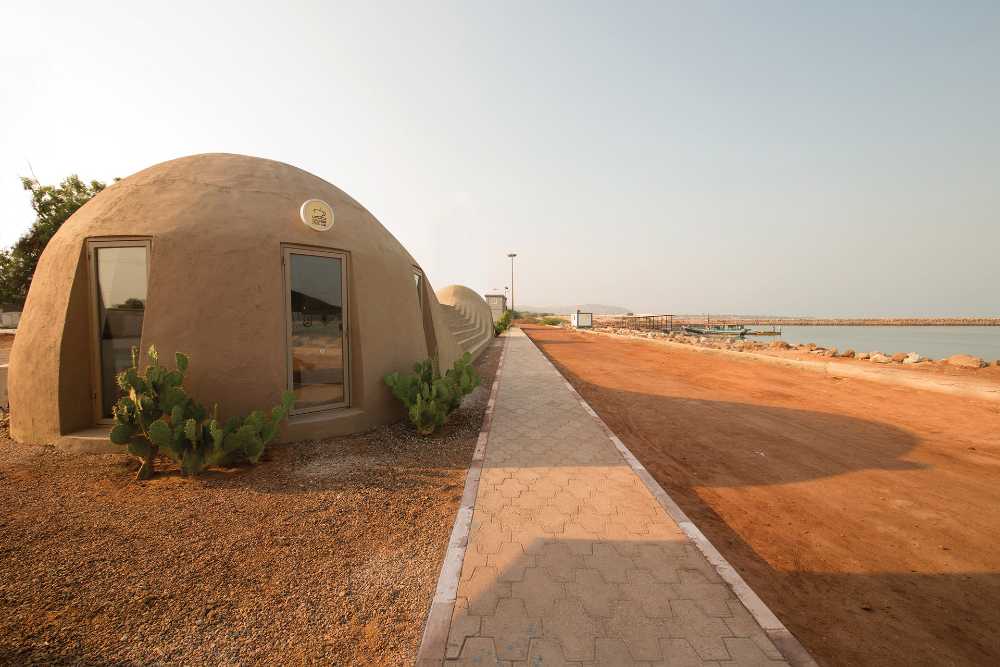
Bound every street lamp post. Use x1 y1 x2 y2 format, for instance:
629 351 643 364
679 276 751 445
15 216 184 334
507 253 517 314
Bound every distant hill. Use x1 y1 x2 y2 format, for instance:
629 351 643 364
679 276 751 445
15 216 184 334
517 304 632 315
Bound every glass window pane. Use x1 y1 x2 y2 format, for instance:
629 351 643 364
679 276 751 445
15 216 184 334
289 253 346 409
95 246 147 417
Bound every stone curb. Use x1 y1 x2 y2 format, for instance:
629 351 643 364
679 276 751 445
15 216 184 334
581 328 1000 404
415 334 510 665
527 331 819 667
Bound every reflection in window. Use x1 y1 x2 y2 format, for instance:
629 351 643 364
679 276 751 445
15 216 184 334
413 271 423 310
287 252 347 411
94 245 148 417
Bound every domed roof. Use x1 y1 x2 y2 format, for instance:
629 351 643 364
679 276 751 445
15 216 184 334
9 153 464 445
54 153 416 262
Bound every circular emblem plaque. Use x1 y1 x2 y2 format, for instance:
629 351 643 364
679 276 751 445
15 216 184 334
300 199 334 231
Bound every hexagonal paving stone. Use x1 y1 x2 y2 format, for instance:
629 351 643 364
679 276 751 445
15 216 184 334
721 636 789 666
667 599 733 661
481 598 540 661
596 638 639 666
584 543 635 583
542 598 599 661
454 637 498 665
536 542 586 582
489 542 533 582
673 570 735 618
632 543 684 583
460 566 510 616
511 567 565 618
655 638 708 666
620 570 675 618
604 601 664 661
565 568 620 618
446 598 481 659
526 638 571 666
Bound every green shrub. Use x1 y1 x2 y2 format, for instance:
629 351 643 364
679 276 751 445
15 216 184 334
541 316 563 326
384 352 481 435
494 309 512 336
108 346 294 480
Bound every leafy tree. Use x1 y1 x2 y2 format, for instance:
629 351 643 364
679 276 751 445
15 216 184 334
0 175 109 304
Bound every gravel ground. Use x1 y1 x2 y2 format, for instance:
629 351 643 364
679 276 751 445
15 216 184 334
0 340 501 666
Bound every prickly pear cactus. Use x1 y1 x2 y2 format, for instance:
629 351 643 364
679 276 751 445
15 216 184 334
445 352 480 411
108 346 193 479
384 352 480 435
109 345 294 480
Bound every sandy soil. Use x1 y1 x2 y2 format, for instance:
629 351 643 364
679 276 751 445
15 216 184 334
0 341 500 666
522 325 1000 667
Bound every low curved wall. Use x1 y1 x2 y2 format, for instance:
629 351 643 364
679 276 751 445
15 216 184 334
436 285 494 361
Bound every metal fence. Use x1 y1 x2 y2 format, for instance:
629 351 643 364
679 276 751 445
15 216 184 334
613 314 677 332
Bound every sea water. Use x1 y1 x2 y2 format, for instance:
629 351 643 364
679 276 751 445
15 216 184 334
772 326 1000 361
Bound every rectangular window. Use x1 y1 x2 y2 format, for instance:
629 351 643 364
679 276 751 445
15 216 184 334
88 240 149 420
284 247 349 413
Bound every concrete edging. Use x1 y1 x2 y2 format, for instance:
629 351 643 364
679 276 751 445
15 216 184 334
527 330 819 667
415 334 509 665
581 328 1000 404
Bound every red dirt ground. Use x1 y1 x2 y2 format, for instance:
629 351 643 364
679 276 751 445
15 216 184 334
522 325 1000 667
0 343 501 665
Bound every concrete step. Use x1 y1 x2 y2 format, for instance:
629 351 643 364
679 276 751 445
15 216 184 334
56 427 125 454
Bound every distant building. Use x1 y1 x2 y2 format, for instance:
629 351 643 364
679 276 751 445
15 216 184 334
484 293 507 321
571 310 593 329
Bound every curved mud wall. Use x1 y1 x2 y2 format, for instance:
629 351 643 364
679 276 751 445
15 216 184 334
436 284 494 360
9 153 460 444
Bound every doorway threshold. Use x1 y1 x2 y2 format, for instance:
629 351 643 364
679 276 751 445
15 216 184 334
56 427 125 454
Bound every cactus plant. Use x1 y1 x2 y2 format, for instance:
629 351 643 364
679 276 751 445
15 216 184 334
494 309 512 336
108 345 294 480
384 352 480 435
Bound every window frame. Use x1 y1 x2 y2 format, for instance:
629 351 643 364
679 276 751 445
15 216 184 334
412 267 424 311
85 237 152 424
281 244 351 415
412 265 438 360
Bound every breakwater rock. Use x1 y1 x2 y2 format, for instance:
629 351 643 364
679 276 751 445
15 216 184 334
593 327 992 371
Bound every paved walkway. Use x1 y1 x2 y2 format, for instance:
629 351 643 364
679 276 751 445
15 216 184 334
441 329 793 665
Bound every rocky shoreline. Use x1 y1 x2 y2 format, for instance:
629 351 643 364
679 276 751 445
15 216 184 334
593 326 1000 370
600 316 1000 327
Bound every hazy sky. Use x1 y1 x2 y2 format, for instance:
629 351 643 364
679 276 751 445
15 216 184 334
1 1 997 316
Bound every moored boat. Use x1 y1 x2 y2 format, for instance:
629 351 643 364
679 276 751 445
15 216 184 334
683 324 750 337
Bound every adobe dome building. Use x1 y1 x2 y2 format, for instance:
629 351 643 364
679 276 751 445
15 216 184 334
8 153 475 446
436 284 495 361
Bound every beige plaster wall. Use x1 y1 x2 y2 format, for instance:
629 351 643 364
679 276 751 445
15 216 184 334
9 153 460 444
436 284 494 360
